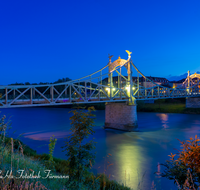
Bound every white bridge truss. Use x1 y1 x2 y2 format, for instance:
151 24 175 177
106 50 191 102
0 52 199 108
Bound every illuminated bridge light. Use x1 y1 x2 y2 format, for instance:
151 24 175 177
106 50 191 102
105 88 115 91
125 85 130 91
125 85 135 91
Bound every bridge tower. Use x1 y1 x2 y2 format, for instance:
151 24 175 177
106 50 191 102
185 71 200 108
105 51 138 132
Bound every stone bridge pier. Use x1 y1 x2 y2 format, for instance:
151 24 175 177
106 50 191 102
105 102 138 132
186 97 200 108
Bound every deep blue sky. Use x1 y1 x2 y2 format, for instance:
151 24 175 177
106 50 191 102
0 0 200 85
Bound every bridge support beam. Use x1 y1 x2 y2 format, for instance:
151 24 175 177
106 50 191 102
186 97 200 108
105 102 138 132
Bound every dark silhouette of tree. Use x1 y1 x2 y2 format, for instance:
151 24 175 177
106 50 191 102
62 107 98 189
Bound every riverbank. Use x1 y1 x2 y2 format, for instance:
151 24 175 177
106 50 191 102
74 98 200 114
1 107 199 189
137 103 200 114
137 99 200 114
1 135 131 189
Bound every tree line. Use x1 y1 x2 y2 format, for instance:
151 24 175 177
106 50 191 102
8 77 71 86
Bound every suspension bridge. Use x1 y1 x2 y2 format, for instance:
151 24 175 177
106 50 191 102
0 51 199 131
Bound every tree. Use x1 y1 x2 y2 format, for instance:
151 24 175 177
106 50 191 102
63 106 98 189
161 135 200 189
0 114 11 145
54 77 71 84
45 135 57 172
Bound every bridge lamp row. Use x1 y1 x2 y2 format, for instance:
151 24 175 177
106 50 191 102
105 86 136 91
125 86 136 91
105 88 116 91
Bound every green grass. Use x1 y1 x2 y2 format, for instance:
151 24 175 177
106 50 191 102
137 99 200 114
97 174 131 190
0 136 132 189
73 99 200 114
137 103 186 113
0 146 67 189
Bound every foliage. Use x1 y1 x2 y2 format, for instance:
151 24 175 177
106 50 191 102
45 135 57 171
98 173 131 190
0 120 66 190
62 106 99 189
54 77 71 84
0 145 67 189
48 135 57 162
161 135 200 189
8 77 71 86
0 113 132 190
136 100 145 108
2 136 37 157
0 114 11 145
24 82 31 85
137 99 200 114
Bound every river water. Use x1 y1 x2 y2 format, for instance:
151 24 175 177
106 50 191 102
0 107 200 190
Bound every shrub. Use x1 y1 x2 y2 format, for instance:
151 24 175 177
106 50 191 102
45 135 57 171
161 135 200 189
62 106 99 189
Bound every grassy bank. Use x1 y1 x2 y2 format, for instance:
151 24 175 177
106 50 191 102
0 143 67 189
137 98 200 114
1 134 131 189
75 98 200 114
38 98 200 114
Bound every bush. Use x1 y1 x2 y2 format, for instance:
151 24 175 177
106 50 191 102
161 135 200 189
62 106 99 189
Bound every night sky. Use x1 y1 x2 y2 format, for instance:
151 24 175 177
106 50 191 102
0 0 200 85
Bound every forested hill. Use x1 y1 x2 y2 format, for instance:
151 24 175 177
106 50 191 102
8 77 71 86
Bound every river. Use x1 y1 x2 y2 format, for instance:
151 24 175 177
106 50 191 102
0 107 200 190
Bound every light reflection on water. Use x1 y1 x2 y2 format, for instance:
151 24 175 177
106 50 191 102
157 113 169 129
0 108 200 189
23 131 72 141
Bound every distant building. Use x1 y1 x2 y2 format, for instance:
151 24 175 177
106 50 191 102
102 76 169 88
137 76 169 88
168 78 185 88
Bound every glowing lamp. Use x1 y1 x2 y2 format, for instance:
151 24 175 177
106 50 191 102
126 85 134 92
106 87 115 91
125 86 130 91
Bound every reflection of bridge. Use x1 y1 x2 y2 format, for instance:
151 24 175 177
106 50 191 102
0 51 200 131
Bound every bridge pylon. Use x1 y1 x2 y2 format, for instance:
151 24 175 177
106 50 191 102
105 51 138 131
184 71 200 108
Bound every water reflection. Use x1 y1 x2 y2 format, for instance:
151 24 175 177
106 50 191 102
1 108 200 189
116 143 143 187
194 120 200 125
24 131 71 141
156 113 169 129
102 130 152 188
